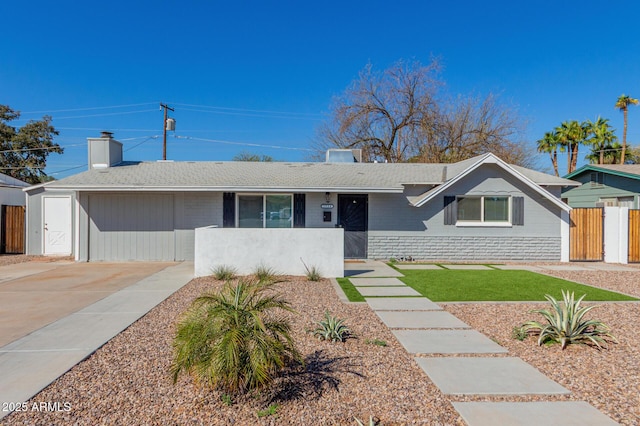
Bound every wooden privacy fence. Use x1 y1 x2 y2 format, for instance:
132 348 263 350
629 209 640 263
1 205 25 254
569 207 603 261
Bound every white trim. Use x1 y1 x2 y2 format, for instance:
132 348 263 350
74 195 80 261
412 153 572 212
455 195 511 225
456 222 512 228
560 210 570 262
30 186 403 194
236 193 294 229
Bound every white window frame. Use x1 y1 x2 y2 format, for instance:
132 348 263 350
456 195 512 227
236 193 294 228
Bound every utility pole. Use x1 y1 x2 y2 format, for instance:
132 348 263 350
160 103 174 160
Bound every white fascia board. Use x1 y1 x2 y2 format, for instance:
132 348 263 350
39 186 403 193
412 153 572 212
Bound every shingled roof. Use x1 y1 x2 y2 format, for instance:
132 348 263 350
34 154 577 193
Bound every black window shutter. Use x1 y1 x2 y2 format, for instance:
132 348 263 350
293 193 305 228
512 196 524 226
444 196 457 225
223 192 236 228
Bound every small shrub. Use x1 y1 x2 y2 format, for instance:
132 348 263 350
354 416 380 426
521 290 616 350
313 311 350 342
300 258 322 281
211 265 237 281
257 404 278 418
253 264 278 284
171 279 302 393
221 394 233 406
365 338 387 347
511 326 527 341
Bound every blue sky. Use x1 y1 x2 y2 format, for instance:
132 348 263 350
3 1 639 178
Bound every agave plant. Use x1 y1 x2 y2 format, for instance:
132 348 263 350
521 290 616 350
313 311 350 342
171 279 302 393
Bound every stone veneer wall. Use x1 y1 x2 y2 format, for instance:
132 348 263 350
367 235 561 261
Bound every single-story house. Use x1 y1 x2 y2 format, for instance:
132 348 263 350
24 132 578 275
562 164 640 208
1 172 29 254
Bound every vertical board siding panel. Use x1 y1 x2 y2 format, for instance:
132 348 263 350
570 208 603 261
1 205 25 254
629 210 640 263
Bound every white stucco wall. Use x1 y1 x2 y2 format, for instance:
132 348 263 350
604 206 629 264
194 227 344 277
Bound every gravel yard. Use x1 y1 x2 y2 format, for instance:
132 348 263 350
3 265 639 425
0 255 57 267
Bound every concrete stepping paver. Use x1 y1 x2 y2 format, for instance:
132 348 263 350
375 311 470 329
441 264 493 270
344 260 403 277
415 357 569 395
394 264 443 270
349 277 406 286
356 286 421 297
490 265 544 271
366 297 442 311
452 401 619 426
392 329 507 354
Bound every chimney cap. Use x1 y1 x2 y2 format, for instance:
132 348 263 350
100 131 114 139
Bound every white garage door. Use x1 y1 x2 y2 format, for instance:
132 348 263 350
89 194 175 261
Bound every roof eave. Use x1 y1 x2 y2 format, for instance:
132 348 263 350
412 153 572 212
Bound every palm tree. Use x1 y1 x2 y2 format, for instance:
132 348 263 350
556 120 588 174
615 94 639 164
537 131 561 176
171 279 302 393
585 117 618 164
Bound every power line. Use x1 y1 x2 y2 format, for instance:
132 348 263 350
179 107 322 121
176 135 314 151
19 102 158 115
170 102 324 117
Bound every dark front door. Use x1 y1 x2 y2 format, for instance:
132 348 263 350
338 194 368 259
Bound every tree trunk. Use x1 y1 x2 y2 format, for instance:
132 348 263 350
621 108 628 164
551 151 559 177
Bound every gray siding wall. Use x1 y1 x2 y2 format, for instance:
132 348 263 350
88 193 175 261
174 192 222 260
305 192 338 228
562 173 639 208
368 164 563 260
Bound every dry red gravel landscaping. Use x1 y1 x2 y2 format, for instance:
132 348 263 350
3 264 639 425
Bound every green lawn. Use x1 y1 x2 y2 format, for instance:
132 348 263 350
397 269 638 302
336 277 365 302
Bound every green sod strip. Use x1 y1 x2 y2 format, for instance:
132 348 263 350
399 270 638 302
336 278 365 302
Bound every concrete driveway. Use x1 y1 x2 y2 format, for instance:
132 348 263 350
0 261 176 347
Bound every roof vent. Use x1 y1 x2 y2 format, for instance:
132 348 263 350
326 149 362 163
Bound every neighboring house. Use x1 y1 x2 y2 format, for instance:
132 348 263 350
24 132 578 268
562 164 640 208
0 172 29 254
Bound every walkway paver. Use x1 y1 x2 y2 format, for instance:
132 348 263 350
441 264 493 270
344 260 403 277
0 261 194 420
415 357 570 395
357 286 421 297
394 264 443 270
366 297 442 311
452 401 619 426
392 329 508 354
349 277 406 286
491 265 544 271
375 311 470 329
343 260 618 424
